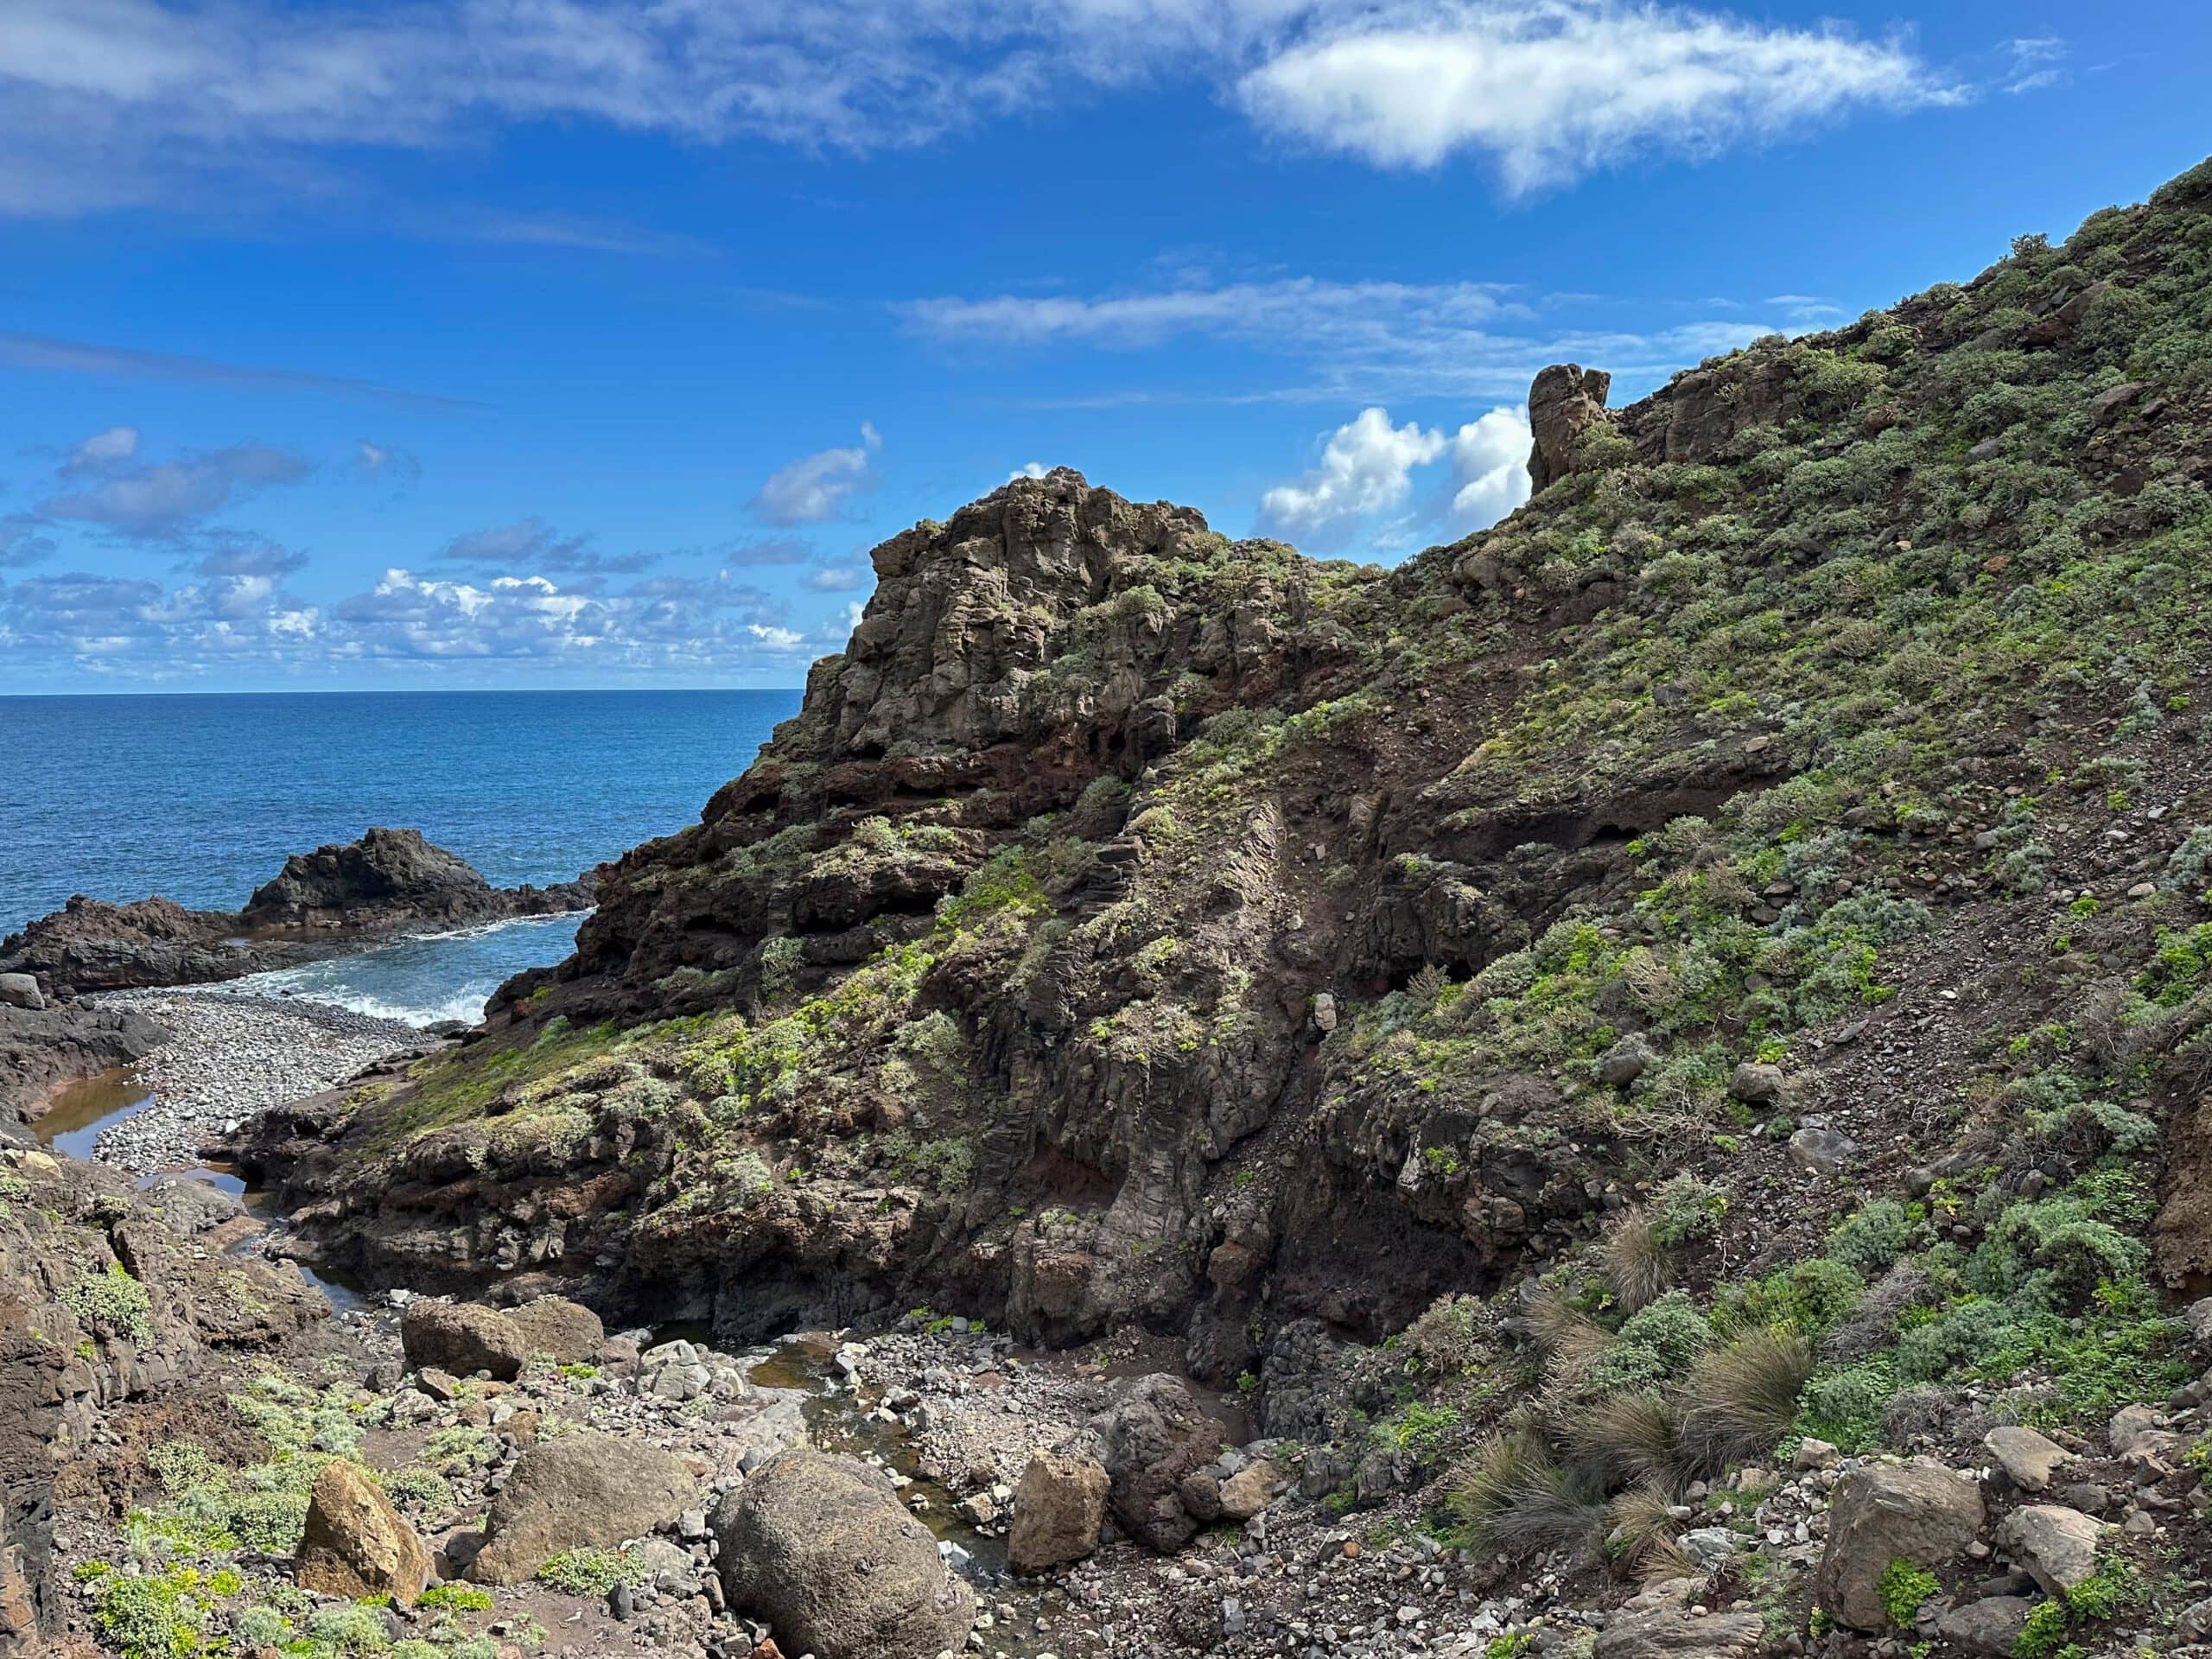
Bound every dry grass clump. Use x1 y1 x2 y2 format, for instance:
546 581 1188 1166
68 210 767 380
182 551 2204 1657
1600 1206 1672 1313
1680 1329 1815 1469
1446 1431 1608 1555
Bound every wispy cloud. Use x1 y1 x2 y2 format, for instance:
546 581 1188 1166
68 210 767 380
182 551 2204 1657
751 423 881 526
0 329 483 412
438 515 658 575
2001 36 2069 96
0 1 1961 218
37 429 313 540
905 275 1772 403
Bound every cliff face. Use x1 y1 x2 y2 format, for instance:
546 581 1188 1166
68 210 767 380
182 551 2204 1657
246 162 2212 1426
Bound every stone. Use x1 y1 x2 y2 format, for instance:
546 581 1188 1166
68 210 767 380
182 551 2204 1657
1935 1597 2034 1657
1010 1450 1110 1574
2107 1402 2162 1455
139 1173 246 1235
1681 1528 1737 1564
1793 1439 1840 1471
503 1296 605 1363
1592 1577 1763 1659
714 1449 974 1659
1727 1062 1785 1105
1997 1504 2105 1599
2183 1296 2212 1345
1787 1127 1860 1177
1311 992 1338 1033
1984 1426 2069 1493
1814 1463 1985 1630
1085 1373 1220 1552
469 1432 693 1585
295 1461 431 1606
402 1300 531 1382
0 973 43 1011
1216 1459 1282 1522
2089 381 2145 424
1599 1034 1657 1088
1527 363 1615 492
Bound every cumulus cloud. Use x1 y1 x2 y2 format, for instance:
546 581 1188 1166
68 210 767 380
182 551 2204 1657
1260 402 1531 552
0 1 1957 217
189 532 308 579
751 423 880 526
1259 408 1448 543
1238 3 1957 190
37 432 312 539
1444 406 1532 529
804 565 868 592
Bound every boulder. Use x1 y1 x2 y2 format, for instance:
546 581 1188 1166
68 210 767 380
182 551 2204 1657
468 1432 693 1585
295 1461 430 1605
401 1300 531 1382
1592 1577 1763 1659
1814 1463 1985 1630
1599 1034 1657 1088
1936 1597 2035 1657
1217 1458 1282 1521
1984 1426 2069 1493
1726 1062 1784 1105
0 974 42 1011
1788 1126 1860 1177
1997 1504 2105 1599
139 1173 246 1235
1086 1374 1221 1553
2107 1402 2162 1455
1009 1450 1109 1573
1527 363 1615 492
713 1449 974 1659
503 1296 605 1363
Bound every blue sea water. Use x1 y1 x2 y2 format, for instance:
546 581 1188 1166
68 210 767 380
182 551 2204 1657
0 690 800 1021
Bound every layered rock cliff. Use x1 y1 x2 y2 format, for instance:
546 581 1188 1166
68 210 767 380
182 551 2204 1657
244 157 2212 1481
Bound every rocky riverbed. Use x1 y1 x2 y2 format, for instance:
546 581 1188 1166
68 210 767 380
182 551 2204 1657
69 989 425 1173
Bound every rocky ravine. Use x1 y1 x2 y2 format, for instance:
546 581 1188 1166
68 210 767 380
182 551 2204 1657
17 161 2212 1659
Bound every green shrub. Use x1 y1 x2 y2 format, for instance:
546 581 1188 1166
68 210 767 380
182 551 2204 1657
1827 1200 1920 1276
1878 1558 1939 1626
536 1547 642 1596
307 1600 395 1654
416 1584 493 1612
64 1263 154 1343
1580 1292 1713 1395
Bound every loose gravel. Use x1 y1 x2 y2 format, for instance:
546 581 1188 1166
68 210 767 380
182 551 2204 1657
84 988 422 1173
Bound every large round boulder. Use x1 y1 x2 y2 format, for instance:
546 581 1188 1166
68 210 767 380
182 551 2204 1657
468 1432 693 1585
1086 1374 1218 1552
400 1300 531 1382
503 1296 605 1363
713 1450 974 1659
295 1461 430 1605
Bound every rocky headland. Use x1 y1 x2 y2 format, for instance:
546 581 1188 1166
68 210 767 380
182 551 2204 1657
10 161 2212 1659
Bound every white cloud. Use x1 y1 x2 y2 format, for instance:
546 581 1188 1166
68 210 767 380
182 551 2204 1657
2001 36 2067 96
1238 3 1959 191
354 438 421 483
66 426 140 470
1012 461 1050 480
38 432 311 539
1259 407 1447 543
1260 401 1531 552
751 423 880 526
0 1 1957 216
905 275 1773 403
1445 405 1532 530
747 623 805 649
804 565 868 592
438 515 656 574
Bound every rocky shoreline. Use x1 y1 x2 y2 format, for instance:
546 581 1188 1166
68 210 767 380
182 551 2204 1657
69 991 429 1174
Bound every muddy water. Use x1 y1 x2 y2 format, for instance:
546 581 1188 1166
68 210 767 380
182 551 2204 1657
34 1068 371 1313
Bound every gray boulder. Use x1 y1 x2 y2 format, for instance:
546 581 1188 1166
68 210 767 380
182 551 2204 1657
469 1432 693 1584
1086 1373 1220 1552
1936 1597 2034 1657
1814 1462 1985 1630
1998 1504 2105 1599
0 973 43 1011
1592 1577 1763 1659
1984 1426 2069 1493
714 1449 973 1659
1788 1126 1860 1177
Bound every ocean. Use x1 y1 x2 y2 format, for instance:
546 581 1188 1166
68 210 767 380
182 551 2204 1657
0 690 801 1022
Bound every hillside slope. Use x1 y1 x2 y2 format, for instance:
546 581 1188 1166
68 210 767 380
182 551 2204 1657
238 157 2212 1644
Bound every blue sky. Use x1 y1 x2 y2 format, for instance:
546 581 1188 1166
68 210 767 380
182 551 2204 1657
1 1 2205 692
